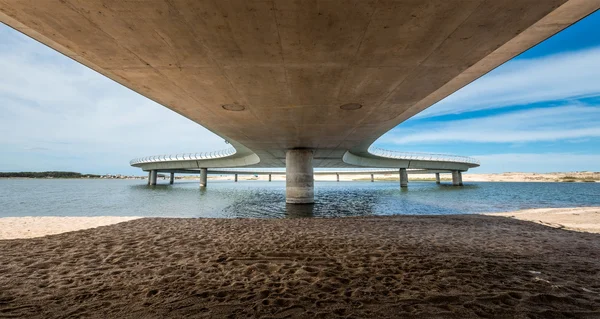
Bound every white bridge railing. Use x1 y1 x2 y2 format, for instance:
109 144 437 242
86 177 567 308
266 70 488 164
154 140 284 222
130 146 479 166
130 147 236 165
368 147 480 165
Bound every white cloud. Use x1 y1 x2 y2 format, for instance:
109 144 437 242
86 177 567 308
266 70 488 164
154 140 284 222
417 46 600 118
0 25 227 174
470 153 600 173
385 105 600 144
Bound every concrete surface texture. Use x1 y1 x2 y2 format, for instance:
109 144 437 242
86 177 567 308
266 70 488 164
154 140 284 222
399 168 408 188
199 168 208 187
285 149 315 204
0 1 597 168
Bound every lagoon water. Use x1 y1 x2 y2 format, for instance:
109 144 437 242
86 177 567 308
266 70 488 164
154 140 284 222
1 179 599 218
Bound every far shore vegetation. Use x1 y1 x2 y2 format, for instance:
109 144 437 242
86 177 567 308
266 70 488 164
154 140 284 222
559 176 597 183
0 171 101 179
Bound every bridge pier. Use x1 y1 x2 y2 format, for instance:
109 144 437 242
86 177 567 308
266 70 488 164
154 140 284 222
234 174 238 182
336 173 339 182
149 170 157 185
452 170 463 186
200 168 207 187
269 174 272 182
147 171 151 185
399 168 408 188
435 173 440 184
169 172 174 185
286 149 314 204
371 174 374 182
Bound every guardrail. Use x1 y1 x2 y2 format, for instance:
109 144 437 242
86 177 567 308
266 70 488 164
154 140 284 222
130 146 479 166
368 147 480 165
130 147 237 165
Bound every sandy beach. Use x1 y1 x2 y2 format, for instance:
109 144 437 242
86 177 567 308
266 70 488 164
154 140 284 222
462 172 600 183
1 213 599 318
485 207 600 234
0 216 141 240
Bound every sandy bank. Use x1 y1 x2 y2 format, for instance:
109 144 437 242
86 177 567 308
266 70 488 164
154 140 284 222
0 216 141 240
484 207 600 234
193 171 600 182
1 215 599 318
463 172 600 183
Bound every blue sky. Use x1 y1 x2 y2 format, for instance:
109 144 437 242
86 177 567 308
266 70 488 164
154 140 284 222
1 11 600 175
376 10 600 173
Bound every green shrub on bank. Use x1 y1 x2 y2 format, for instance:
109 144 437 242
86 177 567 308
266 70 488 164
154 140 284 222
0 171 100 178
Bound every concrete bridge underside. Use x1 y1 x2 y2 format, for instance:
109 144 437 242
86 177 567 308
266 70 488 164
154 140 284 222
1 0 597 203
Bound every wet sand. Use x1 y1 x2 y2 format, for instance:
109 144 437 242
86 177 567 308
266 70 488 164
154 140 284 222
1 215 599 318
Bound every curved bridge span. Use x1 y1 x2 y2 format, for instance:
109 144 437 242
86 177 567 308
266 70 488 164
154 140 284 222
131 147 479 188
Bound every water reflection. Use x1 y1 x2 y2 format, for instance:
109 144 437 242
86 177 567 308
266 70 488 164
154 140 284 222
285 204 314 218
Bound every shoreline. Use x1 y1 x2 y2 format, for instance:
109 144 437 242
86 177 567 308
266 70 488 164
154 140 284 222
3 171 600 183
1 207 599 240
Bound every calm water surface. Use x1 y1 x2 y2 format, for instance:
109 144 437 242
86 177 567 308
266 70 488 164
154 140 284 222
1 179 599 218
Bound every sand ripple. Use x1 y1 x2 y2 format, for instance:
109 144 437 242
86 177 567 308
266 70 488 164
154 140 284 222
1 215 599 318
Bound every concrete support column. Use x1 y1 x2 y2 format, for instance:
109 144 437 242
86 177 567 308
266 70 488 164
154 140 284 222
371 174 374 182
234 174 238 182
150 170 157 186
336 173 339 182
286 149 314 204
200 168 207 187
269 174 272 182
169 172 174 185
147 171 151 185
452 170 463 186
399 168 408 188
435 173 440 184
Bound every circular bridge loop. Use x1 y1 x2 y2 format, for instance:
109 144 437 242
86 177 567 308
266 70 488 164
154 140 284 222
368 147 480 166
129 147 237 165
130 147 480 168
